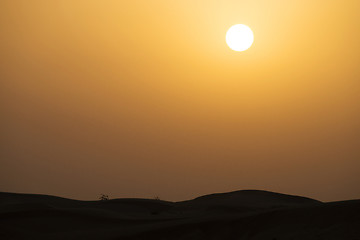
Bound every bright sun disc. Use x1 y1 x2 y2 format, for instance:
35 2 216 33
226 24 254 52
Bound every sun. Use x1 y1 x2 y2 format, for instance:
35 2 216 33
226 24 254 52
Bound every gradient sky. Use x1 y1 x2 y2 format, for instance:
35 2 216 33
1 0 359 202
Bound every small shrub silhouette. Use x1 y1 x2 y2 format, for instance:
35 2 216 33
99 194 109 201
151 211 159 215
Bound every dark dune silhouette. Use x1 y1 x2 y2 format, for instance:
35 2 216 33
0 190 359 239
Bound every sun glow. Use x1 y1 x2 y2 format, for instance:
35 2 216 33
226 24 254 52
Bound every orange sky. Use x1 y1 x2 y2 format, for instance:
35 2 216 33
1 0 359 201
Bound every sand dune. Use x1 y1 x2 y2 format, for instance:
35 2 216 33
0 190 359 239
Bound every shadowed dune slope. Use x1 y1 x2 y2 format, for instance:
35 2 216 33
0 190 359 240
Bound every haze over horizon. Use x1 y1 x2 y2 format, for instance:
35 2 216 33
1 0 360 202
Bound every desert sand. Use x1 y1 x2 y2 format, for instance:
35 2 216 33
1 190 359 239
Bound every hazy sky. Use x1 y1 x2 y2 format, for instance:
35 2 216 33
1 0 359 201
